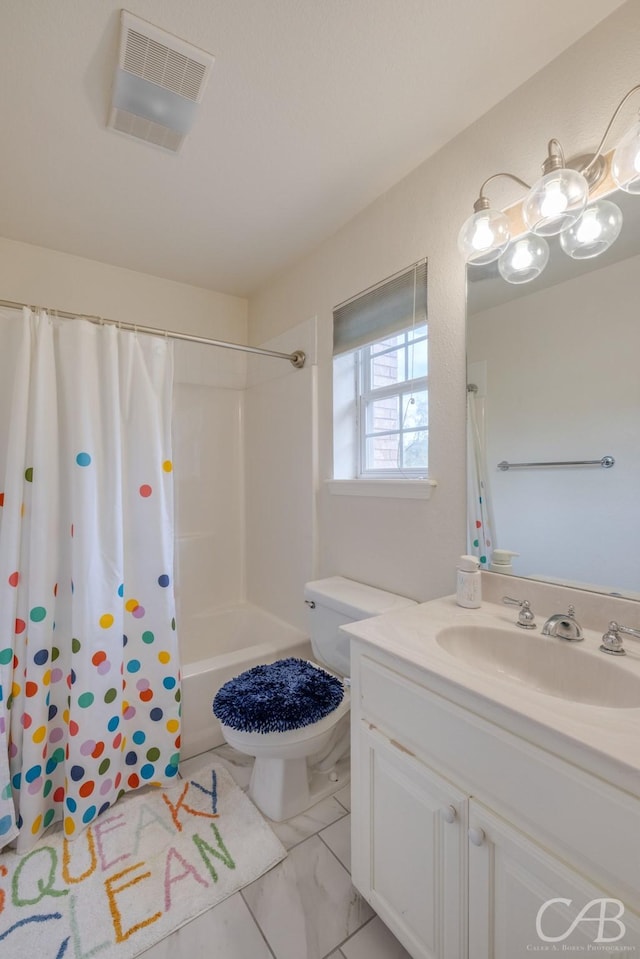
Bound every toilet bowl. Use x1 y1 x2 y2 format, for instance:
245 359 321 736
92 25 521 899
219 678 351 821
213 577 416 821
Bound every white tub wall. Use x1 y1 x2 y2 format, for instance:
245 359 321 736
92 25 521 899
246 2 640 611
173 341 247 636
245 317 319 630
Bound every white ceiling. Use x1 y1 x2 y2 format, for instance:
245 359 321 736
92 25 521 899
0 1 627 296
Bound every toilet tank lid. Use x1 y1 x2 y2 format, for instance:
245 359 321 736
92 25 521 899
304 576 416 619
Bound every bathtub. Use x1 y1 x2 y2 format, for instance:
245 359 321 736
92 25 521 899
180 604 312 760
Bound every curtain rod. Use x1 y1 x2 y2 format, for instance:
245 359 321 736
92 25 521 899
0 298 306 369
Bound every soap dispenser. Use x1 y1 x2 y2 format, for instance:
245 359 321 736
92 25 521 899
489 549 519 574
456 555 482 608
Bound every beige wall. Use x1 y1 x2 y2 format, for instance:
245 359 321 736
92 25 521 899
0 236 247 340
247 1 640 606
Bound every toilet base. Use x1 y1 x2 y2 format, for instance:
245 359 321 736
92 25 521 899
218 687 351 821
249 754 349 821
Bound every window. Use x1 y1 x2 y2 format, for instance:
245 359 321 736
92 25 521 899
333 261 429 482
357 325 428 476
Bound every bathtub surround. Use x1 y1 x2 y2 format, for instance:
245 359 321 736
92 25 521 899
172 343 246 630
0 760 286 959
0 311 180 851
245 317 319 630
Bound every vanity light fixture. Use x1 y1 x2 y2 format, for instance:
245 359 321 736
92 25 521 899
522 139 588 236
457 173 530 265
497 235 549 283
559 198 623 260
459 82 640 282
612 114 640 193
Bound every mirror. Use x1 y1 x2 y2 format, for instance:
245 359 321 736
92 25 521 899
466 187 640 599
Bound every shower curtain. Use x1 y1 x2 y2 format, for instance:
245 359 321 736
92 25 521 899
467 388 496 568
0 309 180 852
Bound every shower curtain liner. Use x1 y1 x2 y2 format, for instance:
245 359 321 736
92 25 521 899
0 309 180 852
467 388 496 569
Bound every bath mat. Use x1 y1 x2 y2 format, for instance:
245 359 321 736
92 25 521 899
0 761 286 959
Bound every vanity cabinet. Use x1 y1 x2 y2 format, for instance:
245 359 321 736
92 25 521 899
467 800 625 957
350 639 640 959
353 725 467 959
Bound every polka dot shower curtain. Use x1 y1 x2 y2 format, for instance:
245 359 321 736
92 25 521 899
467 387 496 569
0 309 180 852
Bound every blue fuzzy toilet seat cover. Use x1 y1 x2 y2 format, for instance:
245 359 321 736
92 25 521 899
212 657 344 734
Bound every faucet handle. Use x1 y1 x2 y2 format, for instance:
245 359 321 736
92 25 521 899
600 621 640 656
502 596 536 629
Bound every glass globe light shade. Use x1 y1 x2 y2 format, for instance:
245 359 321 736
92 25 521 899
498 236 550 284
559 200 623 259
457 208 510 264
612 117 640 194
523 169 589 236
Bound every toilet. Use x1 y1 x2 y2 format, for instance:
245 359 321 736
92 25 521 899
213 576 416 821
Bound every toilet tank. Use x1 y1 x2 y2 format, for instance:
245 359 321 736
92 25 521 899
303 576 416 678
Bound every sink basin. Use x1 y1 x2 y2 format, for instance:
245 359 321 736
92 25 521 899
436 625 640 708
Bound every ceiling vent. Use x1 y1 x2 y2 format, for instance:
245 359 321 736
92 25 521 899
108 10 215 153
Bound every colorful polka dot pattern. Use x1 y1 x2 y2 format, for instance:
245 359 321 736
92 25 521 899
0 314 179 851
468 442 493 567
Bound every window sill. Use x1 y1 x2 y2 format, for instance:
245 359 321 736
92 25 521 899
326 478 437 500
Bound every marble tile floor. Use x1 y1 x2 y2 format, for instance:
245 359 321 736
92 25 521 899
143 744 412 959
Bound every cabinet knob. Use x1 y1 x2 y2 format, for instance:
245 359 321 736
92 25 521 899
468 827 486 846
441 804 457 824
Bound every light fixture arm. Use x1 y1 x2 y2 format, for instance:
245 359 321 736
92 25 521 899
581 82 640 177
474 172 532 211
542 139 566 174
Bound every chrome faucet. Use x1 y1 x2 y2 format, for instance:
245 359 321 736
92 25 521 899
541 605 583 642
600 621 640 656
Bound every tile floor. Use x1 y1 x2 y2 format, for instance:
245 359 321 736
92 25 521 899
143 745 412 959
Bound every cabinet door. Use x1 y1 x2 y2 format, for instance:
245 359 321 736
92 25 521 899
352 724 467 959
468 800 640 959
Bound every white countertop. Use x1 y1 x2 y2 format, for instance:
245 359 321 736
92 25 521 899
343 596 640 799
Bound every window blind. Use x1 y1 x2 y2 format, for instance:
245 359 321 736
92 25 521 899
332 259 427 356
